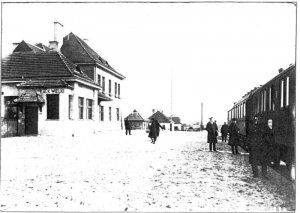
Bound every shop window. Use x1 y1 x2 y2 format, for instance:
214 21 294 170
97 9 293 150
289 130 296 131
86 99 93 120
109 107 112 121
47 94 59 119
100 105 104 121
4 96 18 119
78 97 84 119
116 108 120 121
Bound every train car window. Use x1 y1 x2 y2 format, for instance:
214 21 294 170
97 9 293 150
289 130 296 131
264 90 267 112
286 76 289 106
269 87 272 111
280 79 284 108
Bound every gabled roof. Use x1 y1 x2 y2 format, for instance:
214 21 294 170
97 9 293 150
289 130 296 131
125 109 146 121
2 50 99 88
149 111 170 123
169 116 181 124
13 40 46 53
60 32 125 80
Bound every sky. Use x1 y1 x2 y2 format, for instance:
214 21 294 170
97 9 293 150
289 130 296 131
1 2 296 124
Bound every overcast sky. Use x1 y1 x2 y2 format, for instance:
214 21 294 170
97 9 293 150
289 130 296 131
1 2 296 124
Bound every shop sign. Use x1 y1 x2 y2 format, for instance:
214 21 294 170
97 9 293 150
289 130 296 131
41 88 64 94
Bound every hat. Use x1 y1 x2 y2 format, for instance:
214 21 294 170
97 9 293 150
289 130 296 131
209 117 213 119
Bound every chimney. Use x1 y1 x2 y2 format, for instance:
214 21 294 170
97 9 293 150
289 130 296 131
279 68 284 73
152 109 155 114
12 42 20 52
49 21 63 51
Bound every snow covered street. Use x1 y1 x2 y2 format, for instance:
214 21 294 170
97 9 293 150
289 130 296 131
0 130 295 211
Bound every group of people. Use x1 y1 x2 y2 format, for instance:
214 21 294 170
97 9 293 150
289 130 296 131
206 116 274 178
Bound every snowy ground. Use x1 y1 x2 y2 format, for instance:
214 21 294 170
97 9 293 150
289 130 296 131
0 130 295 211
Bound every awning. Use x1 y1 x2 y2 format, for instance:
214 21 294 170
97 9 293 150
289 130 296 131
13 93 45 103
98 92 112 102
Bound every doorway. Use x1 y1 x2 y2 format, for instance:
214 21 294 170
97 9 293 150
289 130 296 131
25 106 38 135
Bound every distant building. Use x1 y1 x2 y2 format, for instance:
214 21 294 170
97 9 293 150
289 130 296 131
125 109 148 130
169 116 182 131
1 28 125 137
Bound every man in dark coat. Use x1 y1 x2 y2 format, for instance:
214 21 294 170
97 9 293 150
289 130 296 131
124 118 132 135
206 117 217 151
148 118 163 144
213 120 219 142
221 122 229 142
249 117 273 178
228 118 240 154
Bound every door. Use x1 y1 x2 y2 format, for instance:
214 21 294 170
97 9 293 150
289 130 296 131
25 106 38 135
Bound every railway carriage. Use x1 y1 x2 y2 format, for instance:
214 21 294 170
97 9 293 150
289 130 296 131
228 64 296 177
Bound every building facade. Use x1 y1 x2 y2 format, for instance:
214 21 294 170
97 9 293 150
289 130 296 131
1 32 125 137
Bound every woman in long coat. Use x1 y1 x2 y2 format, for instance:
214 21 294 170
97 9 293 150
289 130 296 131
228 118 240 154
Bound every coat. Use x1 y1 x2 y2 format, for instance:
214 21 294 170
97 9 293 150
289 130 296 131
148 120 162 139
249 122 273 164
221 124 229 134
206 122 217 143
228 122 239 146
124 119 132 130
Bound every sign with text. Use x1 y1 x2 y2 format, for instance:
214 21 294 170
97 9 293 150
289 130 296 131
41 88 64 94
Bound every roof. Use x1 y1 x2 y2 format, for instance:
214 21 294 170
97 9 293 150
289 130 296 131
125 109 146 121
13 40 46 53
169 116 181 124
60 32 125 80
13 93 45 103
1 50 98 87
16 80 72 88
149 111 170 123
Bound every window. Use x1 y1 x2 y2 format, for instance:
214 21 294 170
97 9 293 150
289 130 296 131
97 74 101 86
286 76 289 106
109 107 112 121
86 99 93 120
256 96 259 114
115 82 117 97
269 87 272 111
243 102 246 117
116 108 120 121
4 96 18 119
78 97 84 119
264 90 266 112
99 105 104 121
102 76 105 93
109 80 112 96
47 94 59 119
280 79 284 108
118 84 121 98
69 95 73 119
261 92 264 112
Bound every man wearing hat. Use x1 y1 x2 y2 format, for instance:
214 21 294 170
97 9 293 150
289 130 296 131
206 117 217 151
228 118 240 154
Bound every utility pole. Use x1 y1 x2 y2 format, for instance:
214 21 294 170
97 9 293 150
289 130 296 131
170 71 173 131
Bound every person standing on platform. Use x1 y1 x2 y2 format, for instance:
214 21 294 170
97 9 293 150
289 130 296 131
228 118 240 154
206 117 217 151
221 122 229 142
124 118 132 135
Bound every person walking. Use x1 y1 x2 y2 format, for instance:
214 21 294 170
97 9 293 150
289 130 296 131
124 118 132 135
221 122 229 142
148 118 163 144
228 118 240 154
206 117 217 151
